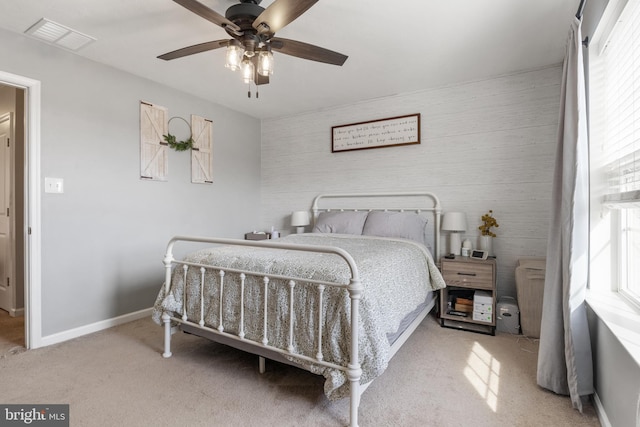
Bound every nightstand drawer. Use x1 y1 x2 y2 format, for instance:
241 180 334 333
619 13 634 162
441 261 493 290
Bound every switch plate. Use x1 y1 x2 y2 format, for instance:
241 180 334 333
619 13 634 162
44 177 64 194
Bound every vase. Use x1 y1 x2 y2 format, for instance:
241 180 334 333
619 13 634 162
479 235 493 256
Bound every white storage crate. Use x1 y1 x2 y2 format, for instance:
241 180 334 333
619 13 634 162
473 291 493 323
472 311 492 323
474 291 492 305
473 302 492 313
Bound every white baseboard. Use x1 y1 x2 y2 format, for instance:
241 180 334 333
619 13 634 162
10 307 24 317
592 392 612 427
39 308 153 348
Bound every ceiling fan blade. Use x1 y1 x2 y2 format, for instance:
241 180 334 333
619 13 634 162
173 0 241 32
270 38 348 66
158 40 228 61
253 0 319 36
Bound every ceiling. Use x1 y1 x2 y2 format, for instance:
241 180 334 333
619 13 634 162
0 0 579 120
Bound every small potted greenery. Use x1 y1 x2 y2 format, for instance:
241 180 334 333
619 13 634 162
478 210 499 255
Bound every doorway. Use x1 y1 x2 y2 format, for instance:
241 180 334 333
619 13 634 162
0 70 42 350
0 87 24 351
0 111 16 312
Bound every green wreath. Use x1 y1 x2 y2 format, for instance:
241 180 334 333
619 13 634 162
163 116 194 152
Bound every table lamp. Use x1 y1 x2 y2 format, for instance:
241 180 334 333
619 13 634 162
442 212 467 255
291 210 310 234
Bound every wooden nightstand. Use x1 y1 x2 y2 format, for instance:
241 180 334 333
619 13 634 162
439 255 497 335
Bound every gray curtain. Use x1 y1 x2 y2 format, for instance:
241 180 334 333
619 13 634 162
536 16 593 411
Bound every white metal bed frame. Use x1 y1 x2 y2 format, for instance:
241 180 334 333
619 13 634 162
160 192 442 427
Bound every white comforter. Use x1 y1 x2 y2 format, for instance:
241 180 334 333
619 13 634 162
153 233 445 399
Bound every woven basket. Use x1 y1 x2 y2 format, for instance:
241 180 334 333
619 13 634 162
515 257 546 338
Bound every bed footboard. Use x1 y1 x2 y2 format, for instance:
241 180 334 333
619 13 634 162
160 235 364 427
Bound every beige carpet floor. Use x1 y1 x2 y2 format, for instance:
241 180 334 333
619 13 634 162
0 312 600 427
0 309 24 356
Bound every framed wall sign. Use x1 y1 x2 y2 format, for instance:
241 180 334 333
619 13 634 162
331 113 420 153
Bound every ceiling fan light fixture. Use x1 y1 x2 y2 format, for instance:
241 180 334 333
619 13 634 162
257 49 274 76
225 41 244 71
241 59 255 84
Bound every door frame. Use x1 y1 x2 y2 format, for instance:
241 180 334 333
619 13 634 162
0 70 41 349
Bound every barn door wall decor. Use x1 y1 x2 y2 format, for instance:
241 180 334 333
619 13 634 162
190 115 213 184
140 101 168 181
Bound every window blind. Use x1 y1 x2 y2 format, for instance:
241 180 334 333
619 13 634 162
602 0 640 208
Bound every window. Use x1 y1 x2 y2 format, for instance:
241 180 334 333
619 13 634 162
620 209 640 303
590 0 640 308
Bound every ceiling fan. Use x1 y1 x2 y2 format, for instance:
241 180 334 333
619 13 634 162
158 0 348 93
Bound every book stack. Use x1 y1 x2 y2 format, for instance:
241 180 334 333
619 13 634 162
454 297 473 313
447 294 473 317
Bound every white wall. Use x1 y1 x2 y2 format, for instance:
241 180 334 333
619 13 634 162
261 65 562 298
587 308 640 426
0 28 262 337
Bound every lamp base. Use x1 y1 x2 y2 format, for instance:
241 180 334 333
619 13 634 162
296 226 305 234
449 233 462 256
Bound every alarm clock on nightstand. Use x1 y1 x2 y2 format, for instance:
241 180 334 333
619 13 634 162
470 249 488 260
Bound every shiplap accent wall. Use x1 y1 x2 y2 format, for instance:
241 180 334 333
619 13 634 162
261 65 562 298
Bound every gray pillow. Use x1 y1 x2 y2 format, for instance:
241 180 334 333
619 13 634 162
362 211 428 245
312 211 369 235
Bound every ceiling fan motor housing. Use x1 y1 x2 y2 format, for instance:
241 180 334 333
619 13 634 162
225 1 270 54
225 3 264 30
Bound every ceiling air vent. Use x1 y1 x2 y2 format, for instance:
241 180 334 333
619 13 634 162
24 18 95 51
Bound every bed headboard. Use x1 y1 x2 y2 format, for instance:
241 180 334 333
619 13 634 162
310 192 442 259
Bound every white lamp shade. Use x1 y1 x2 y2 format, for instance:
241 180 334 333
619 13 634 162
441 212 467 232
291 211 310 227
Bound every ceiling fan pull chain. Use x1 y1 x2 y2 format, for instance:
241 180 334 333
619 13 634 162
247 82 259 99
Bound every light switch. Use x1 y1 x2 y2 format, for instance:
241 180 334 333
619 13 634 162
44 177 64 194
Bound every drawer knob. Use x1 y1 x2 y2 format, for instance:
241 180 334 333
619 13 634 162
457 272 477 276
